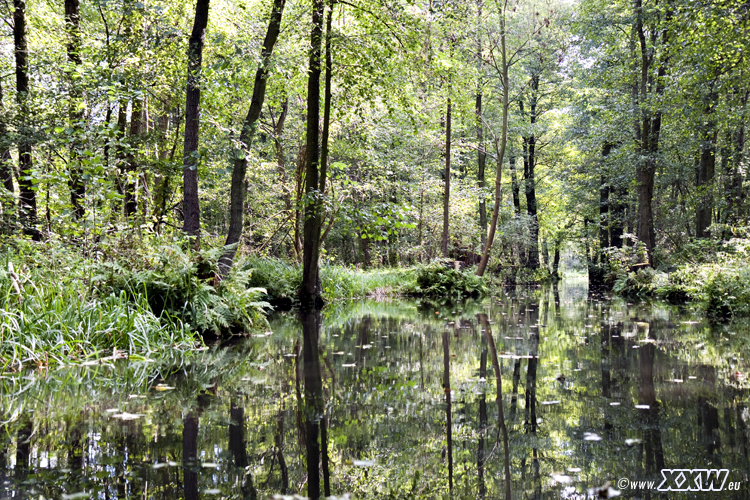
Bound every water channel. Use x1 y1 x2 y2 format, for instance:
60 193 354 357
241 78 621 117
1 280 749 499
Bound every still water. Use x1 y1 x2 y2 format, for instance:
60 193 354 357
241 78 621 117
1 281 749 499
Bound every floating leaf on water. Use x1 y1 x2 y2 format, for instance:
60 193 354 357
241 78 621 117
625 438 641 446
583 432 602 441
541 400 561 405
62 493 90 500
588 483 621 498
551 473 573 484
352 460 374 467
111 412 146 420
635 404 650 410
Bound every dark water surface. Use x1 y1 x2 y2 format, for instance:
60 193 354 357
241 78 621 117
2 281 750 499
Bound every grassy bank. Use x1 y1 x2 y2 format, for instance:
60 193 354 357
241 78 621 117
0 236 492 371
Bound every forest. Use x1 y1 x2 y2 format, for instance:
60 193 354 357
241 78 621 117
0 0 747 350
1 1 750 498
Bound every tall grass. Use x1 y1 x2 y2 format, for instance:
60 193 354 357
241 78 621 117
0 271 199 372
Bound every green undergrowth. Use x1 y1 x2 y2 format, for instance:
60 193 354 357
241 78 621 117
93 242 269 334
243 257 489 303
0 239 202 372
611 237 750 319
242 256 413 304
403 260 487 299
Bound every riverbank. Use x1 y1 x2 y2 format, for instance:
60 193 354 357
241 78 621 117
607 237 750 318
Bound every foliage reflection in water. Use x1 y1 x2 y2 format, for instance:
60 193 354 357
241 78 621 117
1 280 749 499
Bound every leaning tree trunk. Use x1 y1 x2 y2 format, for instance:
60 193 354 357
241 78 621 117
65 0 85 219
14 0 38 239
221 0 286 273
476 5 509 276
181 0 210 244
299 0 325 308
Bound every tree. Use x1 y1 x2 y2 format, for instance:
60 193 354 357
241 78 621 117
182 0 210 243
65 0 84 220
14 0 38 239
300 0 326 309
222 0 287 273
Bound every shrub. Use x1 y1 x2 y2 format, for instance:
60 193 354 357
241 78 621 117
93 244 269 334
404 260 486 298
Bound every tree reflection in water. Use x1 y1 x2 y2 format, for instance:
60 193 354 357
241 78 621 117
0 285 749 499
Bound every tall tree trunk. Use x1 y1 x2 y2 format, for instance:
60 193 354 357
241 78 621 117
477 93 487 252
441 97 451 258
696 91 717 238
65 0 85 219
181 0 210 243
509 152 520 214
14 0 38 239
477 3 508 276
125 97 142 218
300 0 325 308
634 0 669 263
520 75 540 270
221 0 286 272
476 2 487 254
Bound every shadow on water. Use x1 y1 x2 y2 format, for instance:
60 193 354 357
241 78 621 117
1 281 750 499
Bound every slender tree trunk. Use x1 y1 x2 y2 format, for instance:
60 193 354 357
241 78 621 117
509 153 520 214
477 93 487 252
476 2 487 254
0 78 15 228
294 144 305 260
634 0 669 262
520 76 540 270
14 0 38 239
65 0 85 219
300 0 325 308
477 5 508 276
182 0 210 243
125 97 142 218
153 111 173 232
441 97 451 258
221 0 286 272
